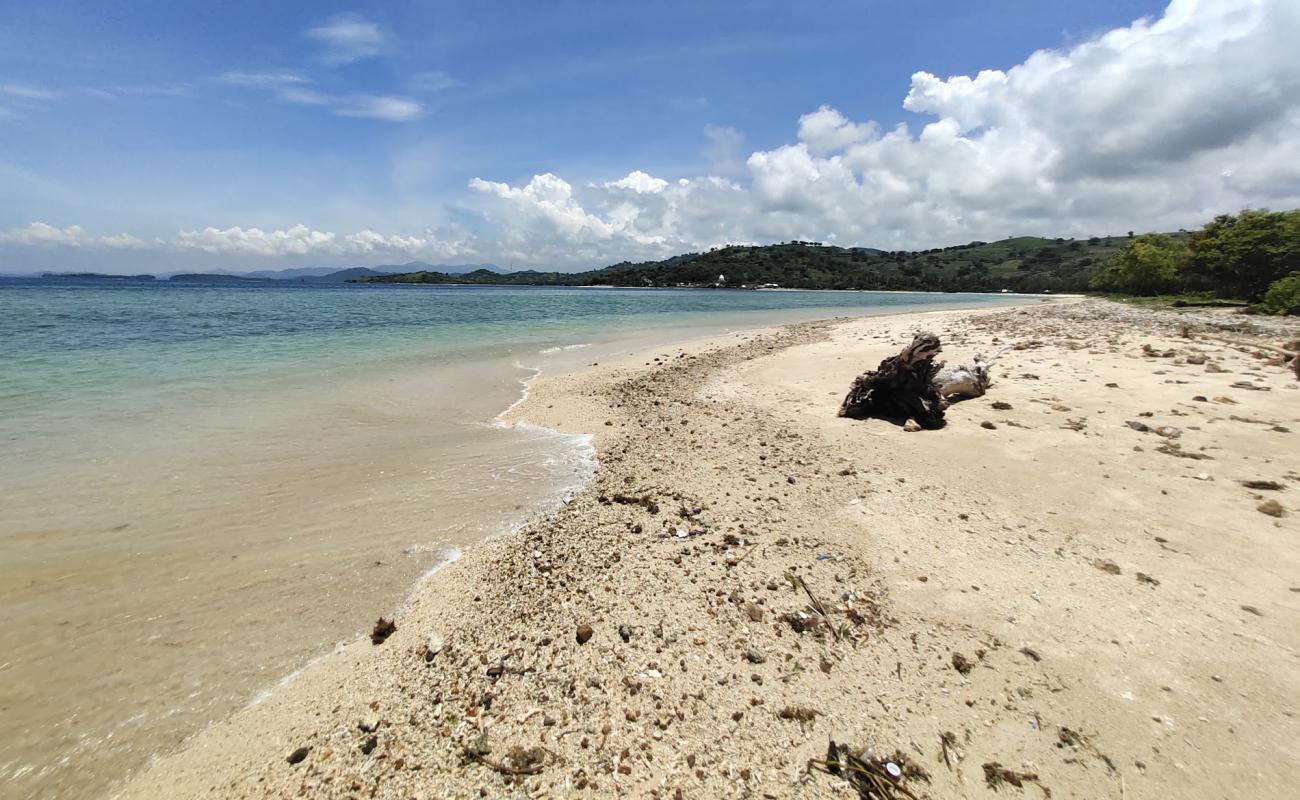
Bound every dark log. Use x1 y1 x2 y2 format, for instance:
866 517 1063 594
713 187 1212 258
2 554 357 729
837 332 946 429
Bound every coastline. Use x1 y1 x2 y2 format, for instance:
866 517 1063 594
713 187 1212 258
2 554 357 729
113 297 1299 799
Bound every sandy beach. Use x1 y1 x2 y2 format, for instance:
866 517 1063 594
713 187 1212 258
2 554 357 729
114 298 1300 800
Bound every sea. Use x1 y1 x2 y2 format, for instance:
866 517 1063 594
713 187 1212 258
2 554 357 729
0 276 1024 799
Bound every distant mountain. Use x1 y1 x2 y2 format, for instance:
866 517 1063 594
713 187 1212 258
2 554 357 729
373 261 501 275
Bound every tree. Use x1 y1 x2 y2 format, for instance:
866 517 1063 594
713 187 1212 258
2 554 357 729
1090 234 1187 295
1184 209 1300 299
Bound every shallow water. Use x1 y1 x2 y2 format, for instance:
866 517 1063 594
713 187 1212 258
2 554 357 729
0 279 1023 799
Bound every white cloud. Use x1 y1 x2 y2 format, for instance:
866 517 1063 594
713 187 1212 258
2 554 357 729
796 105 876 156
703 124 746 177
173 224 458 259
220 71 423 122
0 222 146 248
410 71 460 92
1 82 55 100
216 71 309 88
603 171 669 194
333 94 423 121
304 14 387 64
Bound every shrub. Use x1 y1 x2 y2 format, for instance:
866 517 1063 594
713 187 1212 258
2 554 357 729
1261 273 1300 315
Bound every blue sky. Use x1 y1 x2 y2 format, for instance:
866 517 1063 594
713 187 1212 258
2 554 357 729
2 0 1298 272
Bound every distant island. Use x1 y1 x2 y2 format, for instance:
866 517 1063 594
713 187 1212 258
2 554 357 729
41 272 156 280
351 236 1132 294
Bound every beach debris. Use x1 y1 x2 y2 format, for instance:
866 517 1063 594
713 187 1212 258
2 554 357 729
618 624 631 642
360 735 378 755
1257 500 1285 517
463 744 549 776
1241 604 1265 617
1136 572 1160 587
1242 480 1284 491
575 623 594 644
992 401 1013 410
982 762 1047 794
423 632 444 662
933 346 1008 400
838 332 946 429
951 651 975 675
370 617 396 645
1019 646 1042 662
939 731 962 768
1155 442 1212 460
778 705 820 725
1092 559 1122 575
286 746 310 765
812 740 929 799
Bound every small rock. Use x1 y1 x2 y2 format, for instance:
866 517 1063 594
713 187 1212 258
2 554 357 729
745 648 766 664
618 624 631 643
742 602 764 622
286 746 310 765
360 736 378 755
1093 559 1122 575
576 624 595 644
1240 605 1264 617
1126 420 1151 433
991 401 1013 410
359 715 380 733
981 421 997 430
1257 500 1285 517
543 715 557 727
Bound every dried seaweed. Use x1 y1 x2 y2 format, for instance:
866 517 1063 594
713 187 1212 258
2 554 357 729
811 740 929 800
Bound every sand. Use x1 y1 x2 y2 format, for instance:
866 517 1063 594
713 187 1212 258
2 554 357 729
113 298 1300 799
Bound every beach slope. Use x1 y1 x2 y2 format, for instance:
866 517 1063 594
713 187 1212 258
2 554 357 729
117 299 1300 799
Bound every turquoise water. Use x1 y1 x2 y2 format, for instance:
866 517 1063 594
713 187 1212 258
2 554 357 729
1 279 1018 416
0 278 1024 800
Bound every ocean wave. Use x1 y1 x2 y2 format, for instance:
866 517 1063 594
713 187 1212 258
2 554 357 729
538 342 592 354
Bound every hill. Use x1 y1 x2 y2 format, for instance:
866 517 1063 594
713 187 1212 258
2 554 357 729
354 235 1134 292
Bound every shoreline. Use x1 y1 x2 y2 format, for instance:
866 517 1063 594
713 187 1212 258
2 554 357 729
114 298 1298 799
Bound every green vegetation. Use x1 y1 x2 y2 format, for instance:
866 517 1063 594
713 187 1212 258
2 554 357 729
356 235 1131 293
1092 209 1300 313
1262 273 1300 316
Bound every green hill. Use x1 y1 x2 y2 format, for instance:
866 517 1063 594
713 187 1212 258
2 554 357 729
353 235 1137 292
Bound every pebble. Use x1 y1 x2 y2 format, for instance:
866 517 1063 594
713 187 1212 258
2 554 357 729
576 624 594 644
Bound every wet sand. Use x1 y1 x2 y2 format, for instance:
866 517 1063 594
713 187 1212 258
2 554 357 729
114 298 1299 799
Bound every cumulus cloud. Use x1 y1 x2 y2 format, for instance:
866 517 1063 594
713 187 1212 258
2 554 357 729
461 0 1300 260
173 224 458 259
304 13 387 64
0 222 146 248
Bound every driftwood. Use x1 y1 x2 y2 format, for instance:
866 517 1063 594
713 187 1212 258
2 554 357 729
838 333 945 429
932 346 1007 401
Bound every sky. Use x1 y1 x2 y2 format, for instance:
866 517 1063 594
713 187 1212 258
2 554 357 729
2 0 1298 273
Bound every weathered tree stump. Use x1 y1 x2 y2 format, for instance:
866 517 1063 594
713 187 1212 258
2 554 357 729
837 332 946 429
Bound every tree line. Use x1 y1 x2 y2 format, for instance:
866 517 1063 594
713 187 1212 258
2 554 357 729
1090 209 1300 314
